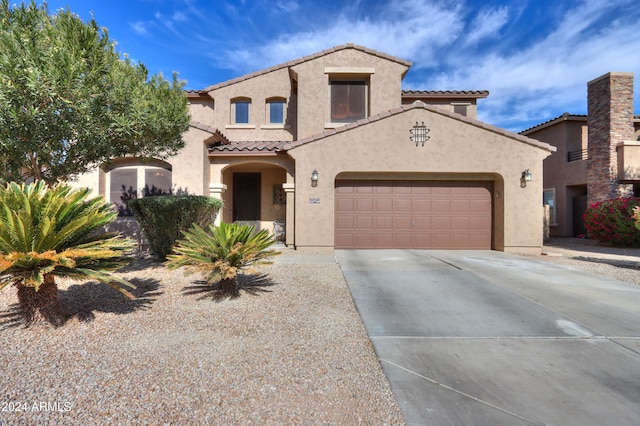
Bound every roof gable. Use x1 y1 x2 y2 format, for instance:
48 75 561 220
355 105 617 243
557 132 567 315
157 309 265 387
284 101 556 153
520 113 588 134
202 43 413 92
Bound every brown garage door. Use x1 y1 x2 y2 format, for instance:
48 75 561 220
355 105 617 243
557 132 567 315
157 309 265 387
335 180 492 249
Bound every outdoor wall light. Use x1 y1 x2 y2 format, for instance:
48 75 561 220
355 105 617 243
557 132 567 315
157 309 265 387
311 169 319 187
410 121 430 146
520 169 532 188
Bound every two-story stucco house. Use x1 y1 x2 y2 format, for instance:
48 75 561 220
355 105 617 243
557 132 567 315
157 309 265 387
522 72 640 238
74 43 555 254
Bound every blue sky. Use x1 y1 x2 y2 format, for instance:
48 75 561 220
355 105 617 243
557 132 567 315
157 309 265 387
39 0 640 132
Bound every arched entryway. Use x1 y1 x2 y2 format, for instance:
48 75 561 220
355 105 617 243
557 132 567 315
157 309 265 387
220 162 289 238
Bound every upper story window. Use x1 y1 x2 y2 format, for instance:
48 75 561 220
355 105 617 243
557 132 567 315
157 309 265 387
330 80 367 123
267 98 286 124
453 103 470 117
231 97 251 124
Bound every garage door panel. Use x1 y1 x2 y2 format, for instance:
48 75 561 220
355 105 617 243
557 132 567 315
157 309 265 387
375 198 393 212
335 215 354 229
432 234 452 248
413 216 432 230
356 216 374 229
375 216 394 230
433 200 452 213
335 198 354 213
432 216 451 228
335 233 354 247
393 233 413 247
412 234 433 249
335 180 492 249
413 199 432 212
453 199 471 213
394 216 413 230
355 233 374 247
356 186 374 194
375 186 393 194
356 198 374 212
395 198 412 212
453 217 471 229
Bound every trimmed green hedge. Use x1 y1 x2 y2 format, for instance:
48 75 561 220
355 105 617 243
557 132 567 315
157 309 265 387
128 196 223 260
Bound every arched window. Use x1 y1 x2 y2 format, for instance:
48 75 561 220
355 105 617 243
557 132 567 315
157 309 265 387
103 158 172 216
231 97 251 124
266 97 286 124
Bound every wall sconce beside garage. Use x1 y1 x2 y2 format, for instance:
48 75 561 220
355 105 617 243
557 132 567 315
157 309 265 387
520 169 532 188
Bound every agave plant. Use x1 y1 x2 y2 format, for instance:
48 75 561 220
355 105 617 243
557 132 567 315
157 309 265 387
0 181 135 327
166 222 279 296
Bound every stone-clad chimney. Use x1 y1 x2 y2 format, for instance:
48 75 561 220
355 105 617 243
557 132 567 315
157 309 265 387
587 72 635 205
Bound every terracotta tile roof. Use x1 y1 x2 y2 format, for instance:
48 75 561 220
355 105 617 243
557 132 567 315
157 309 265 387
283 101 556 153
402 90 489 98
202 43 413 92
519 113 588 134
189 122 230 145
186 90 211 99
208 140 289 154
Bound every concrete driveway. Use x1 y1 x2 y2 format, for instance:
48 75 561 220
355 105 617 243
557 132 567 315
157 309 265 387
336 249 640 426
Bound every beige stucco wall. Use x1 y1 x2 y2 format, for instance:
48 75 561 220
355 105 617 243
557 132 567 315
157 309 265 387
618 141 640 181
188 97 214 124
290 49 408 139
526 119 588 237
67 126 209 200
403 98 479 120
288 106 552 254
170 127 210 196
205 67 296 142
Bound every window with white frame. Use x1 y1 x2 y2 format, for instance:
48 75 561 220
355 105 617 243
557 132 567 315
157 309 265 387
232 98 251 124
543 188 556 225
107 163 172 216
330 80 367 123
266 98 285 124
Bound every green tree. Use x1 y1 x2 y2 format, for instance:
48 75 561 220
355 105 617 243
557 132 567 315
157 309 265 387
167 222 279 297
0 0 190 183
0 181 135 327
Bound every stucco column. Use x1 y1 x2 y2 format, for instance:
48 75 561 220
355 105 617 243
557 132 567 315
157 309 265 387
209 183 227 225
283 183 295 246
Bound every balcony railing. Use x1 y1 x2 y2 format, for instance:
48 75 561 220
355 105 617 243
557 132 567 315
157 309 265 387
567 149 588 162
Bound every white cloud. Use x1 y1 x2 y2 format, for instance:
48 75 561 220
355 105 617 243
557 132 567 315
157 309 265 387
172 11 188 23
411 0 640 130
275 1 299 13
213 0 464 74
198 0 638 130
130 21 149 36
464 6 510 46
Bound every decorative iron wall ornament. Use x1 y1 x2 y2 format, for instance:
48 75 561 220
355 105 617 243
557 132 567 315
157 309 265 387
410 121 430 146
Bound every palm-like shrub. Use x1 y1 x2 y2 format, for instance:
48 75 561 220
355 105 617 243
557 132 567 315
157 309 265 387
166 222 279 296
0 181 135 326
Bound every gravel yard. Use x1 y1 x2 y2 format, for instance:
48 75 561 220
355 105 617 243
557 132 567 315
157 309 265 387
0 253 403 425
532 237 640 286
1 238 638 425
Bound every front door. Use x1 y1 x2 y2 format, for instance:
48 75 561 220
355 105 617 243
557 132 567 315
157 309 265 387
233 173 261 221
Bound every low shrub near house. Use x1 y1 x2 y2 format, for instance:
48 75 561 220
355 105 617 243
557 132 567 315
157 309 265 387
128 196 223 260
584 197 640 247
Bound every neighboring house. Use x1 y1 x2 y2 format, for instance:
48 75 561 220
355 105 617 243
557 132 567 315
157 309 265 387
73 43 555 254
521 72 640 238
